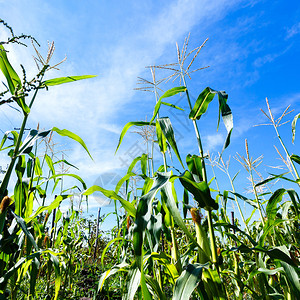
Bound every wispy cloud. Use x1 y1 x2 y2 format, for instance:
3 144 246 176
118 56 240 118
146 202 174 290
286 22 300 39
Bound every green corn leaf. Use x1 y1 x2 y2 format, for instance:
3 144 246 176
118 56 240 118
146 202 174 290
52 127 92 160
255 172 290 187
141 268 152 300
230 192 259 209
161 102 184 111
145 274 167 300
133 173 169 266
18 129 51 155
291 154 300 165
189 87 216 120
34 156 42 176
29 257 40 297
83 185 136 217
183 188 189 219
286 189 300 215
151 252 179 281
97 261 129 292
124 266 141 300
115 172 136 194
254 246 297 266
186 154 203 182
176 171 218 211
292 113 300 143
141 153 148 176
53 159 79 170
156 119 167 154
0 45 21 94
100 237 130 268
115 121 153 153
127 154 147 175
150 86 187 123
161 180 209 261
49 253 61 300
189 87 233 151
11 210 38 250
259 219 286 247
247 267 284 282
43 75 97 86
48 173 87 190
173 263 206 300
24 195 69 222
157 117 184 168
0 252 41 285
0 45 29 113
45 154 55 175
281 261 300 297
0 130 18 151
266 188 285 223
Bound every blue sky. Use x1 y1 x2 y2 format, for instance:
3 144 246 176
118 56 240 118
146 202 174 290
1 0 300 226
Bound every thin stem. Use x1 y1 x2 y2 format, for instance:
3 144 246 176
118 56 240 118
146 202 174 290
227 171 250 235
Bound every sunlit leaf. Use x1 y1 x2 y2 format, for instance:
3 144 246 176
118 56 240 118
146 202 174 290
52 127 92 160
292 113 300 143
43 75 96 86
150 86 186 122
115 121 153 153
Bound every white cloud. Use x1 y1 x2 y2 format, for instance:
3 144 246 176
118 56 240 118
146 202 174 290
204 133 224 151
0 0 248 196
286 22 300 39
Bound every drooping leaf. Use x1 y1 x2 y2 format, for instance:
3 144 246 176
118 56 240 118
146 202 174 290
97 261 129 292
115 121 153 153
176 171 218 211
52 127 92 160
189 87 233 151
0 45 29 113
53 159 79 170
83 185 136 217
291 154 300 165
157 117 184 168
115 172 136 194
292 113 300 143
43 75 96 86
150 86 187 122
18 129 51 155
24 195 69 222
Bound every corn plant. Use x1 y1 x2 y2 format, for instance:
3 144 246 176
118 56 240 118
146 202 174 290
87 35 300 300
0 20 96 299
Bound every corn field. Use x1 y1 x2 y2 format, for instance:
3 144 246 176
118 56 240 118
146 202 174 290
0 20 300 300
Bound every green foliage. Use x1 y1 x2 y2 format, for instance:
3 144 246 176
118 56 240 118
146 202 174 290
1 21 300 300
